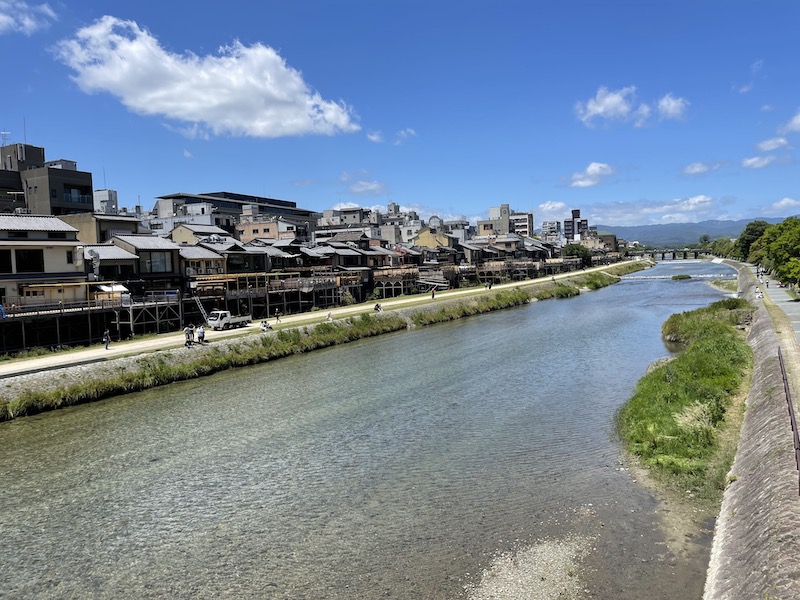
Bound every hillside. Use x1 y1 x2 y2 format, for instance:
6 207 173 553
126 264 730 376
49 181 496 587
596 218 785 248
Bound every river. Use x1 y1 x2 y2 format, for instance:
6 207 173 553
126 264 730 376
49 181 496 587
0 261 737 599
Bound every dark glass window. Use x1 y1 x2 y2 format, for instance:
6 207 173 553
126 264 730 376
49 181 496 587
15 249 44 273
0 249 11 273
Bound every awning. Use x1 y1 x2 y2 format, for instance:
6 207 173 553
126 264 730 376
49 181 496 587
97 284 130 293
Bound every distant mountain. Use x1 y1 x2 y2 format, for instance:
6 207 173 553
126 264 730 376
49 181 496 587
596 218 786 248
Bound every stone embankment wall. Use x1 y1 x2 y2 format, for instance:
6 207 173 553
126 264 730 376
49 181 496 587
704 267 800 599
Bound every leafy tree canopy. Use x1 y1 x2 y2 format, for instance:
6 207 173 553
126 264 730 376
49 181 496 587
562 243 593 268
738 220 770 260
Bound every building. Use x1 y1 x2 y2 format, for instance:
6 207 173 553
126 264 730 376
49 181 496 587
540 220 562 243
564 209 589 242
60 212 146 244
154 191 319 238
0 143 94 216
0 214 85 307
93 189 119 214
237 204 311 243
509 211 534 237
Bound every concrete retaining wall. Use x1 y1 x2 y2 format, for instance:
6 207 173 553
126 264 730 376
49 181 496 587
704 269 800 599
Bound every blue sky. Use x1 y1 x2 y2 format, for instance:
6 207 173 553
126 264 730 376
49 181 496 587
2 0 799 227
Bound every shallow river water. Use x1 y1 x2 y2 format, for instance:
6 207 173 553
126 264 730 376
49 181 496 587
0 261 737 599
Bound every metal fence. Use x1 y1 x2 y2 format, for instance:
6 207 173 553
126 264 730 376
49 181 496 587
778 347 800 495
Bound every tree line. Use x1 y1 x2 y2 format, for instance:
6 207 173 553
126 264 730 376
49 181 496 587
708 217 800 286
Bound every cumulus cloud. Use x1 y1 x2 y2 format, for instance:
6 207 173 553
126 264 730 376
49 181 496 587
585 194 718 226
575 86 688 127
780 109 800 135
393 128 416 145
757 137 789 152
570 162 614 188
55 16 360 138
657 93 689 120
535 201 569 223
768 197 800 213
742 155 775 169
0 0 56 35
367 131 383 143
574 86 637 127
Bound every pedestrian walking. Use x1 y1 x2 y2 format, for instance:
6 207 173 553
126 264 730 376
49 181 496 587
431 289 435 299
274 308 281 323
183 325 193 347
196 325 205 344
103 329 110 350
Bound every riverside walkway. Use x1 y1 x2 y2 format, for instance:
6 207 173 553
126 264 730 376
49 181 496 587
0 265 613 379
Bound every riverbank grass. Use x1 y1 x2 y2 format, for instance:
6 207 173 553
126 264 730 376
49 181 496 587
616 298 753 500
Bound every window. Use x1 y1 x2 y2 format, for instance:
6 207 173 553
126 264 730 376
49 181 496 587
66 250 74 264
253 229 259 234
140 251 173 273
0 250 11 273
8 231 27 239
51 189 57 198
15 249 44 273
48 232 67 239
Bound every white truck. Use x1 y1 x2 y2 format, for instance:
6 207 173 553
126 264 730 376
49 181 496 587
206 310 252 330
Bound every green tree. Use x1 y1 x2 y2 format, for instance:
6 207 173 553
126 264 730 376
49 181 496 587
698 234 711 247
737 220 770 261
562 243 593 268
710 237 736 258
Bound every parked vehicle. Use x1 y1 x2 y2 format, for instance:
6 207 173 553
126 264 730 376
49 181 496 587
207 310 252 330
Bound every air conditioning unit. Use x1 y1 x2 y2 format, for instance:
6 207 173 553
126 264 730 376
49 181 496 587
206 268 213 274
14 207 30 215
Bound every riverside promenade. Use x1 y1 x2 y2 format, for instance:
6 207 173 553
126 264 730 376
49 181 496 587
703 262 800 600
0 266 607 379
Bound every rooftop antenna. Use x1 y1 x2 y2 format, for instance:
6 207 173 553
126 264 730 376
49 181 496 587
103 167 107 189
0 131 9 146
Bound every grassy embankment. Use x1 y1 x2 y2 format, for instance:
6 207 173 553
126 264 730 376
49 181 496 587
616 297 754 501
0 261 650 420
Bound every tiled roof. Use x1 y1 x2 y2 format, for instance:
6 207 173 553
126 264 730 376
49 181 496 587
179 246 224 260
83 244 138 260
175 224 228 234
0 214 77 232
113 235 181 250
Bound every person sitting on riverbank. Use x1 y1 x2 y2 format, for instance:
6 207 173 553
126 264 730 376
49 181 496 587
260 320 272 332
374 303 382 312
196 325 205 344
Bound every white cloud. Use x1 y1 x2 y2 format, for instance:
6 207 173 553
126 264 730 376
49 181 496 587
768 197 800 213
570 162 614 188
780 109 800 135
574 86 637 127
757 137 788 152
683 162 709 175
349 180 387 195
538 201 568 213
575 86 688 127
633 103 652 128
393 128 416 145
0 0 56 35
367 131 383 143
736 60 763 94
657 93 689 120
585 194 718 226
56 16 360 139
761 104 774 112
182 149 192 158
742 155 775 169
